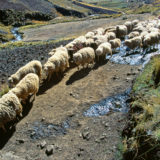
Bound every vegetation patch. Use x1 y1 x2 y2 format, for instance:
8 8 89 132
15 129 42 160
123 55 160 160
0 84 9 98
0 35 77 50
0 23 15 42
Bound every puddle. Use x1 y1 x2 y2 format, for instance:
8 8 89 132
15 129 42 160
28 120 70 140
84 88 131 117
106 40 160 66
11 27 22 42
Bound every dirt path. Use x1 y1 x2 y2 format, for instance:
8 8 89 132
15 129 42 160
22 13 152 41
0 61 141 160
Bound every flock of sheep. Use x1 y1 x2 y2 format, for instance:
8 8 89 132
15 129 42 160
1 18 160 132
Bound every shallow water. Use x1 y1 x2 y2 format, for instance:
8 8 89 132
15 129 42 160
28 120 70 140
106 40 160 66
84 88 131 117
11 27 22 42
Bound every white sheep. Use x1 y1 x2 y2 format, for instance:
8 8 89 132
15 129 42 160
132 19 139 27
133 25 145 33
44 54 68 81
93 27 105 35
104 26 116 34
143 32 160 49
96 42 112 62
48 46 68 56
8 60 42 88
85 31 95 39
48 46 69 68
105 32 116 41
128 31 140 39
124 21 133 33
73 47 95 69
116 25 127 39
0 92 22 132
125 36 142 52
10 73 39 104
93 35 108 47
109 38 121 52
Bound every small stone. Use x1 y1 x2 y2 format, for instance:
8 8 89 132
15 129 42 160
40 140 47 149
105 123 109 127
95 139 100 143
46 145 54 156
82 131 90 140
115 101 121 106
30 131 36 137
16 139 25 144
126 77 132 82
41 117 45 121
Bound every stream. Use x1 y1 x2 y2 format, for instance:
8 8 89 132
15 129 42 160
85 40 160 117
11 27 22 42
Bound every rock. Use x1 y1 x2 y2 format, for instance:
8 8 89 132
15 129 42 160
40 140 47 149
46 145 54 156
16 139 25 144
126 77 132 82
82 129 91 140
41 117 45 121
30 131 36 137
105 123 109 127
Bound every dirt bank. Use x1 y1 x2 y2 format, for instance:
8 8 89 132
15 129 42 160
22 13 152 42
0 61 141 160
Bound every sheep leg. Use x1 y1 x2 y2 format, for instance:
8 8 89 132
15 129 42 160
48 73 52 82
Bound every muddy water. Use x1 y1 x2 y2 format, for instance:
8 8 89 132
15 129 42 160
84 88 131 117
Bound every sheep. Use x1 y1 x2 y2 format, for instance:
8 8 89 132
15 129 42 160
8 60 42 88
116 25 127 39
44 54 68 81
93 27 105 35
0 92 22 132
140 31 149 40
65 36 87 57
93 35 108 48
73 47 95 69
128 31 140 39
104 26 116 34
85 31 95 39
133 25 145 33
48 46 69 68
10 73 39 104
95 42 112 62
124 21 133 33
85 38 96 49
143 32 160 50
124 36 142 53
132 19 139 27
48 46 68 57
105 32 116 41
109 38 121 52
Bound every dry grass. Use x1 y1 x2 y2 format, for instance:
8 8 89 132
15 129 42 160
123 55 160 160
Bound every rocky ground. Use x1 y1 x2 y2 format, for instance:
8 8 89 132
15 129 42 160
0 60 141 160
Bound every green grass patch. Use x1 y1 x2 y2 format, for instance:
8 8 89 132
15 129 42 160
0 84 10 98
0 24 15 42
123 55 160 160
